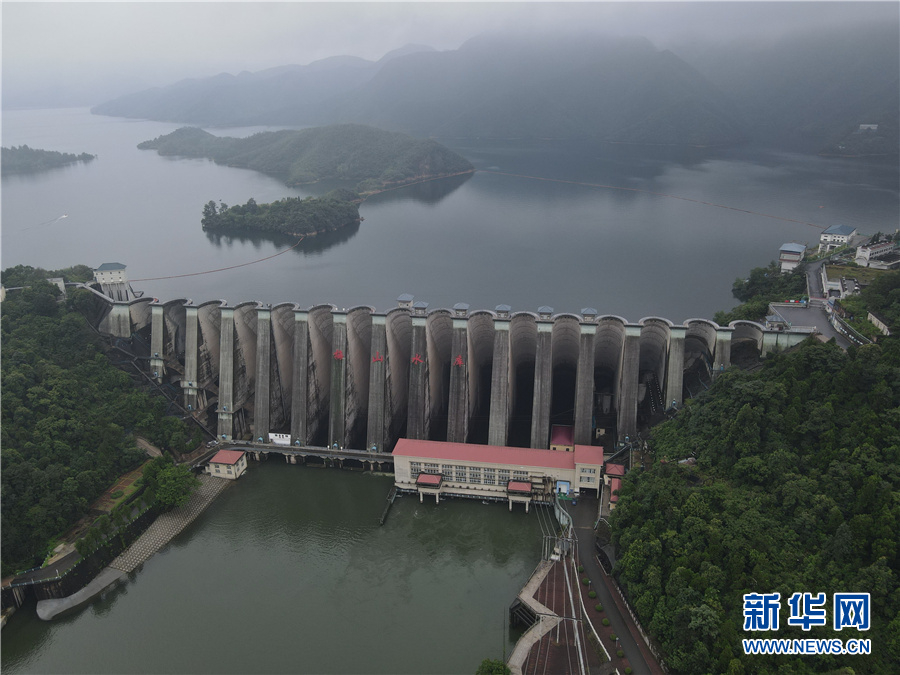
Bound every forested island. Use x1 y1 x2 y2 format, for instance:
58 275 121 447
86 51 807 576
200 193 360 237
1 145 95 176
137 124 474 195
610 269 900 674
1 266 202 576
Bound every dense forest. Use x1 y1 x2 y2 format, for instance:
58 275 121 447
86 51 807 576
137 124 473 194
714 262 809 324
1 266 202 576
200 194 360 237
1 145 95 176
610 270 900 674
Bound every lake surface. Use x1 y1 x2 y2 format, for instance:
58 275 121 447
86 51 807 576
3 108 897 322
1 463 545 674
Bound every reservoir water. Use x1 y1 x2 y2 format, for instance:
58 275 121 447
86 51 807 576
3 108 897 321
2 108 898 671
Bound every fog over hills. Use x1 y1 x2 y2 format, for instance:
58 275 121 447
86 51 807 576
91 26 897 153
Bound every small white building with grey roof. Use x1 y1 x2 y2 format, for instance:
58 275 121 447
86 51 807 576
779 243 806 273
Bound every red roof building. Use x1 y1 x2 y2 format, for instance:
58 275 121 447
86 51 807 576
392 439 605 509
208 449 247 480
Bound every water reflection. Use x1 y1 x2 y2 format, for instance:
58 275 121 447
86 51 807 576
365 171 473 206
204 220 362 256
200 172 471 254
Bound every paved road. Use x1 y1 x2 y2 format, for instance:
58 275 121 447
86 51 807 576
565 498 663 675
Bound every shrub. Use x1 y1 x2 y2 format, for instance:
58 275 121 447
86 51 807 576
610 633 617 641
588 590 597 599
111 490 124 500
577 565 584 572
595 604 603 612
625 668 632 674
582 577 590 586
617 650 625 658
602 618 610 626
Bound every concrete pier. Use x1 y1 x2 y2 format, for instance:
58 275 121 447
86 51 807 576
290 311 310 445
488 319 511 446
217 308 235 440
715 328 733 373
530 324 552 449
329 312 348 450
150 305 165 383
573 324 595 445
366 316 388 452
665 327 686 408
407 311 428 440
183 305 200 412
446 312 469 443
618 326 641 440
254 308 271 441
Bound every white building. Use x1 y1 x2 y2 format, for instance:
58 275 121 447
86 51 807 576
207 449 248 480
392 439 606 510
778 243 806 273
818 225 857 253
93 262 128 284
856 241 897 267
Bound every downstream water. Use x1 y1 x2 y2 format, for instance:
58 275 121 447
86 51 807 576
3 108 897 321
1 463 545 674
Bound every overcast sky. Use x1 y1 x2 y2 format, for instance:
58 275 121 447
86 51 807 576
3 2 898 107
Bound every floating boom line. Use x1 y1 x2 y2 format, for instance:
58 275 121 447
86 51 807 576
480 169 828 230
130 236 305 282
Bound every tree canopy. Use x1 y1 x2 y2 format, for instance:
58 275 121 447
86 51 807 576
1 268 202 575
1 145 95 176
611 333 900 674
200 195 360 237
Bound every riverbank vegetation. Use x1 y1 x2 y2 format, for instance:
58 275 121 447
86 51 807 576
713 262 808 324
138 124 474 195
836 272 900 340
610 272 900 674
1 145 95 176
201 193 360 237
0 266 202 576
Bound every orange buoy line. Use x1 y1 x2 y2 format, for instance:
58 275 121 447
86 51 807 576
130 236 305 282
480 169 828 230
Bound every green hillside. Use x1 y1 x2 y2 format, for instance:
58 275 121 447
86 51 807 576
137 124 474 194
2 145 95 176
611 271 900 674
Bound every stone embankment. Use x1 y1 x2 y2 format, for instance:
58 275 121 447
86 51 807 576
37 475 230 620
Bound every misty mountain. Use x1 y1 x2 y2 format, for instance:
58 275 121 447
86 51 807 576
93 29 898 152
676 23 899 153
91 45 436 127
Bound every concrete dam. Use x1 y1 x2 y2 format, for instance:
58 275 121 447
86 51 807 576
94 293 811 451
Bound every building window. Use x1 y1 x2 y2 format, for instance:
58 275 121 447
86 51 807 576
424 463 439 474
513 470 529 481
580 467 596 474
581 476 595 483
498 469 510 484
455 465 468 482
410 462 422 475
483 468 496 486
469 467 482 484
